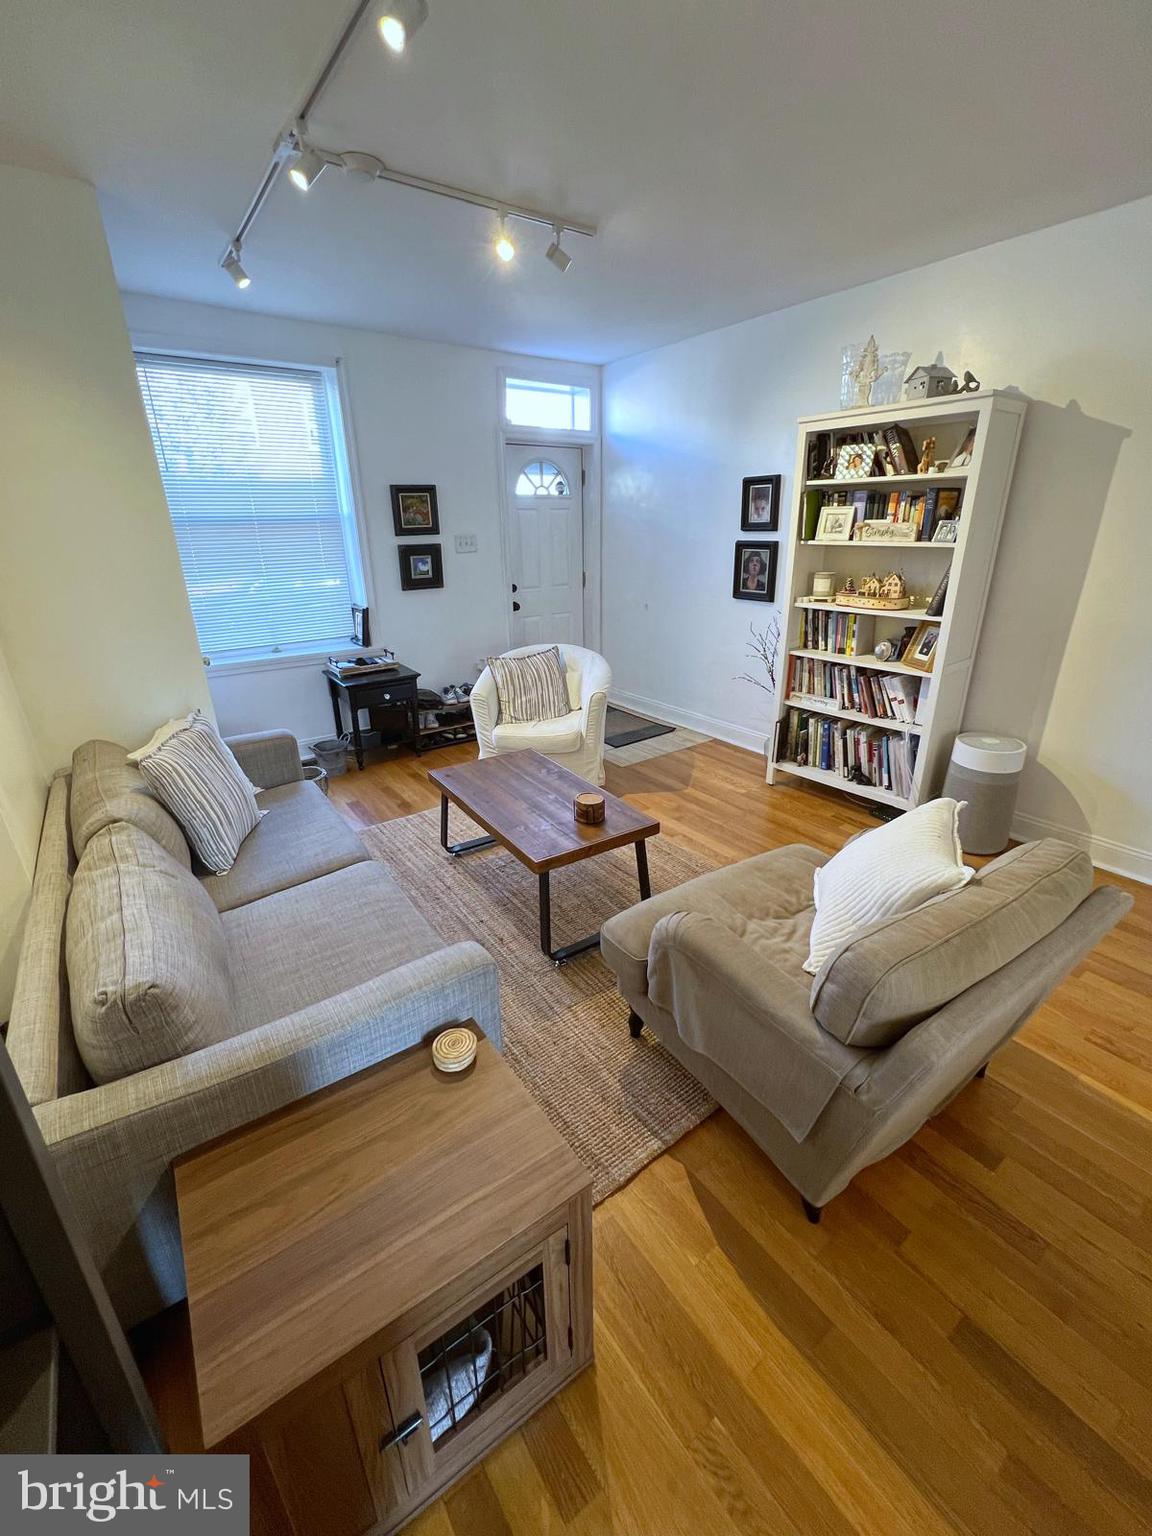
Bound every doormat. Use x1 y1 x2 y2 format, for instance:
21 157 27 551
605 708 676 749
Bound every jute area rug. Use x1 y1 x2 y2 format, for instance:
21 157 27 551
360 805 718 1204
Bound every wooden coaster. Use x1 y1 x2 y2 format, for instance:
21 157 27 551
574 792 606 825
432 1027 478 1074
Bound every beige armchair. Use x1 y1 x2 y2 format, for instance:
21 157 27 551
601 839 1131 1220
470 643 611 786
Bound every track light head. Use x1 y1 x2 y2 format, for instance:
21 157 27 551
545 227 573 273
287 144 326 192
494 215 516 264
377 0 429 53
222 245 251 289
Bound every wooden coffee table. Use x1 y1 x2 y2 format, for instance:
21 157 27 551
428 750 659 965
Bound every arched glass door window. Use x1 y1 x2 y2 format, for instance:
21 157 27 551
515 459 571 497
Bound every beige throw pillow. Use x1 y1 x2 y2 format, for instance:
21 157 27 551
803 797 973 976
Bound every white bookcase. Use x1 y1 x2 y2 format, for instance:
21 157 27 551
766 389 1027 810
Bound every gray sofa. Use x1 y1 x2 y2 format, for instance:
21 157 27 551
6 732 501 1325
601 837 1131 1218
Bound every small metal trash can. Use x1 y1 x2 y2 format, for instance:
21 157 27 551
943 733 1027 855
311 735 350 779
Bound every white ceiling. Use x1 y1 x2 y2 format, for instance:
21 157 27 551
3 0 1151 363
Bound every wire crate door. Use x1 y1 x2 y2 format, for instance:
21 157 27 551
380 1228 573 1495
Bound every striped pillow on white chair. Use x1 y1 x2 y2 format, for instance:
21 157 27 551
137 712 263 874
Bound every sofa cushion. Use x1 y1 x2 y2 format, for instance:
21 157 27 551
804 798 972 975
70 739 191 868
600 844 827 1001
810 839 1093 1049
492 711 584 755
199 779 369 912
222 860 446 1031
66 823 234 1085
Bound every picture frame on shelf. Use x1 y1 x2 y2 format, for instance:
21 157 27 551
902 622 941 673
833 442 876 479
398 542 444 591
932 519 960 544
732 541 778 602
390 484 440 536
856 519 918 544
815 506 855 542
740 474 781 531
949 428 976 468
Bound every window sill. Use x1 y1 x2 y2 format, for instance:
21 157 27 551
206 645 370 679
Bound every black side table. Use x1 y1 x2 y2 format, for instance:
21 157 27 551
324 664 420 769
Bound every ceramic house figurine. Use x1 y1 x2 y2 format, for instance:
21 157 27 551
904 362 957 400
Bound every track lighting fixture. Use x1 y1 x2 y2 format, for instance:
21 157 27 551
222 245 251 289
495 215 516 264
377 0 428 53
545 227 573 273
288 144 326 192
220 0 596 289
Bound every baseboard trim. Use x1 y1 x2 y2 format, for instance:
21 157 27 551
609 689 766 756
1010 812 1152 886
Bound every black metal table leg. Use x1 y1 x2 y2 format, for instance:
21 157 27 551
351 701 365 770
539 872 552 956
635 838 651 901
439 794 498 857
328 679 344 738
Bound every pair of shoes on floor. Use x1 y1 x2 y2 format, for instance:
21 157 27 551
441 683 473 704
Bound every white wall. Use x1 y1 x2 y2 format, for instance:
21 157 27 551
0 165 211 772
603 196 1152 880
122 294 598 744
0 643 47 1016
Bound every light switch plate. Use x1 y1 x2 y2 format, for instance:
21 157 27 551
454 533 478 554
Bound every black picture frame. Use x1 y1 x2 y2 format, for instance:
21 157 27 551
733 540 778 602
350 604 371 647
390 484 440 536
740 474 781 532
398 542 444 591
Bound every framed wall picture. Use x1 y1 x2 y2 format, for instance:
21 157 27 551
398 542 444 591
732 541 778 602
814 506 855 542
740 474 781 532
902 621 941 673
390 484 440 536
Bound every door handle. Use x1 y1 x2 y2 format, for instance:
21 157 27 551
512 601 521 612
380 1411 423 1452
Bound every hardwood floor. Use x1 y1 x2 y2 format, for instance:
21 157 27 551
325 739 1152 1535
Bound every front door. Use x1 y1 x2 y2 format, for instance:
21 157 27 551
503 444 584 647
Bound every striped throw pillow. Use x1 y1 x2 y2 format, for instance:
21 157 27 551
137 712 263 874
487 647 572 725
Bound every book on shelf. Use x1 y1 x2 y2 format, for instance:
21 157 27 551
913 679 932 726
798 608 861 655
780 707 919 798
882 424 919 475
787 655 922 723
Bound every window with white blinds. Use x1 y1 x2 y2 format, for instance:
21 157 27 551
135 352 364 660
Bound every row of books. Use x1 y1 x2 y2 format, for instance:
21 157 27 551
780 709 920 798
803 484 962 541
806 423 922 479
788 657 925 723
797 610 862 655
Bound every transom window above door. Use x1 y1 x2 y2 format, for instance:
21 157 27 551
514 460 571 497
504 378 592 433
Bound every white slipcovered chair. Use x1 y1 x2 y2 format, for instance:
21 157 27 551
470 644 612 786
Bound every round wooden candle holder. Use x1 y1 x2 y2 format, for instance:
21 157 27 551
432 1026 478 1074
573 792 606 825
